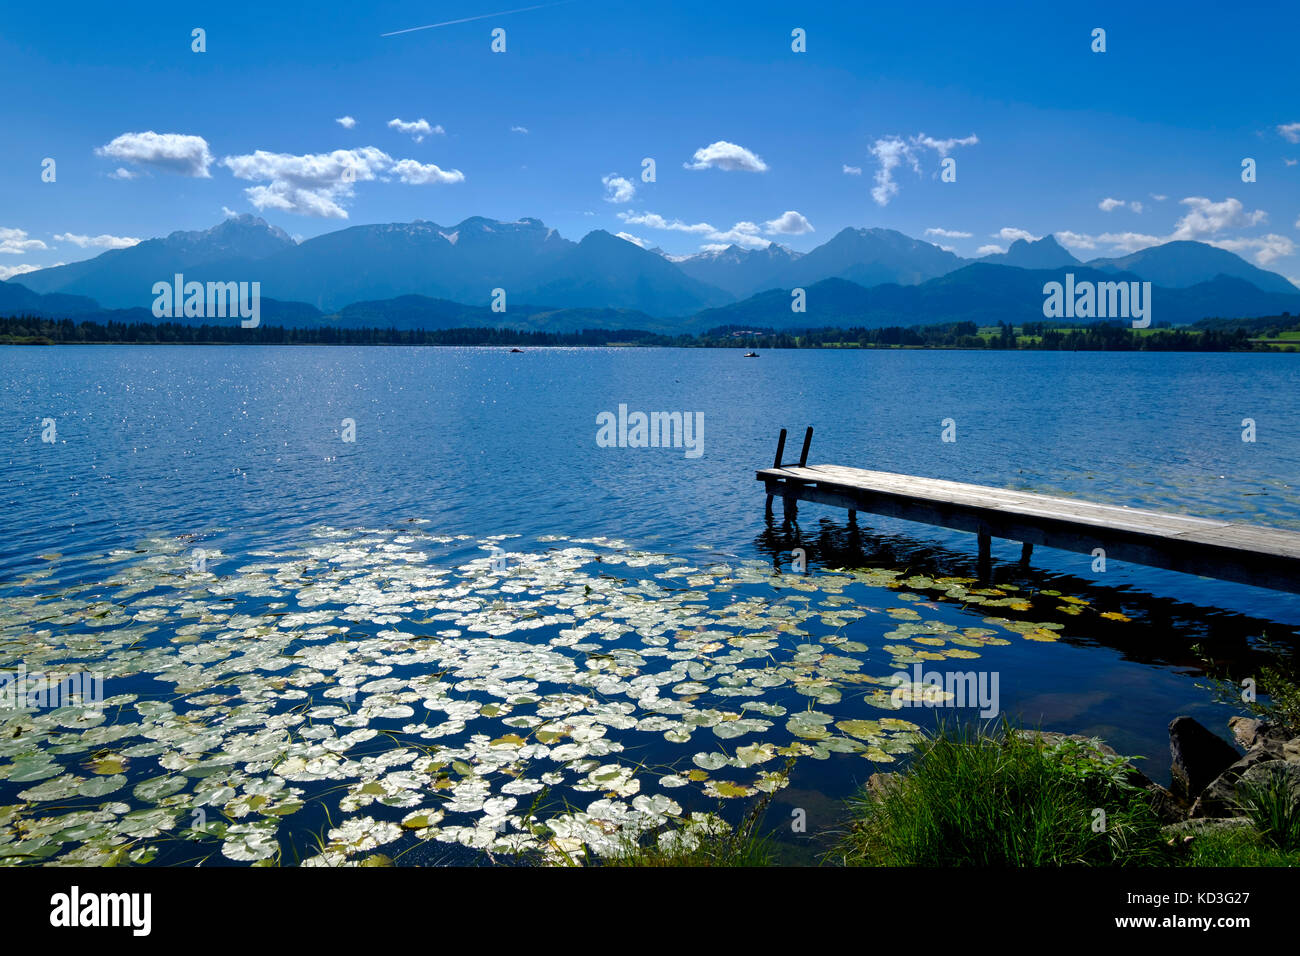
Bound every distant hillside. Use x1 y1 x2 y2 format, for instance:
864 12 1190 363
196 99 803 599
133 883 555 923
7 215 1299 327
521 230 732 316
0 281 101 316
14 215 296 308
0 281 669 335
690 265 1300 330
1084 240 1299 295
776 226 964 288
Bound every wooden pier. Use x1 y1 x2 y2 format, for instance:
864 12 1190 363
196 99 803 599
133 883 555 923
757 427 1300 594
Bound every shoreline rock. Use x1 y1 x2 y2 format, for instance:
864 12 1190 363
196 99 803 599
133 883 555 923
1169 716 1241 803
1165 715 1300 821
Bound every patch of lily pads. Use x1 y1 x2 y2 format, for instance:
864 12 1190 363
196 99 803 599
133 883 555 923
0 528 1103 865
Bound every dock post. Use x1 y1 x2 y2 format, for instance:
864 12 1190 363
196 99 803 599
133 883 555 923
773 429 788 468
766 429 788 517
848 508 857 525
798 427 813 467
977 530 991 581
1019 542 1033 566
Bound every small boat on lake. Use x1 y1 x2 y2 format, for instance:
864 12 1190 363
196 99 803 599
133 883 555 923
743 351 759 358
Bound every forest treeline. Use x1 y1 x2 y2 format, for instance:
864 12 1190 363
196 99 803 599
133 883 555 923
2 314 1297 351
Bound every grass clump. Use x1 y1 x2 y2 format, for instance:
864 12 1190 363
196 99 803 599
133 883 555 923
832 721 1172 866
1236 763 1300 853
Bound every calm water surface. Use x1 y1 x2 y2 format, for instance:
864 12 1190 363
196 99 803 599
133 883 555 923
1 346 1297 864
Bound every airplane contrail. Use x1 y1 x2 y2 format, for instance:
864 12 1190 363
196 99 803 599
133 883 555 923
381 1 574 37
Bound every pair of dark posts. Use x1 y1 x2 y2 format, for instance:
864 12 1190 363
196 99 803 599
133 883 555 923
765 427 820 521
766 427 858 525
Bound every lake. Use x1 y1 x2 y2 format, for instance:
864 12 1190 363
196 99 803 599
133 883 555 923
2 345 1298 865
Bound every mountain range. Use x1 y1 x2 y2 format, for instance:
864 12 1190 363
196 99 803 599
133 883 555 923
5 214 1297 331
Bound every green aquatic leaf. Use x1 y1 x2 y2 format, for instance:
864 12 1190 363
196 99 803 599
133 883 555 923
835 719 883 740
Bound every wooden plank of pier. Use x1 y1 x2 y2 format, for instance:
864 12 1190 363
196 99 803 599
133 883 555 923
756 431 1300 594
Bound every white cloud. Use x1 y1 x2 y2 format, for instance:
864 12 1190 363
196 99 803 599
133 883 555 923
867 137 915 206
1150 193 1168 201
995 227 1040 243
615 231 651 249
54 233 141 250
1094 231 1165 253
683 141 768 173
336 116 357 129
390 159 464 184
223 147 384 219
387 118 443 142
601 174 636 204
1171 196 1267 240
1057 230 1176 256
222 206 239 218
1055 231 1098 251
1058 198 1278 261
0 262 62 281
618 211 714 235
1277 122 1300 144
708 222 766 248
976 244 1004 256
842 164 862 175
107 167 139 180
221 146 462 218
866 132 977 205
868 136 909 205
511 125 529 134
910 132 978 157
1099 197 1143 213
1286 159 1298 167
0 228 49 255
241 186 348 219
617 210 770 249
95 131 213 177
763 210 814 235
924 227 972 239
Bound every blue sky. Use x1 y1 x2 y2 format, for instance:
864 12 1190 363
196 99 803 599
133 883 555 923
2 0 1298 283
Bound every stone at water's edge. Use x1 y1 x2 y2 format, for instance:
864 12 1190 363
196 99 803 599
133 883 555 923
1229 716 1265 749
1192 758 1300 819
1189 714 1300 818
1144 782 1187 825
1239 760 1300 807
1169 716 1241 802
1227 716 1293 751
1191 748 1284 817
